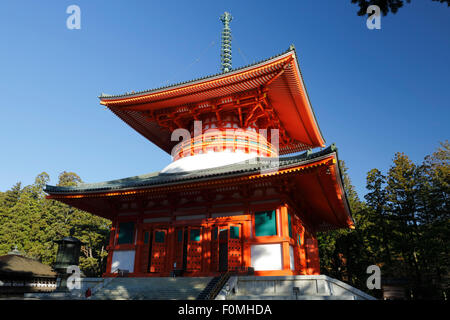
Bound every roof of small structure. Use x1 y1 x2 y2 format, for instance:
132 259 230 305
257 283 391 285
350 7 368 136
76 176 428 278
45 145 354 231
0 254 57 278
98 46 326 155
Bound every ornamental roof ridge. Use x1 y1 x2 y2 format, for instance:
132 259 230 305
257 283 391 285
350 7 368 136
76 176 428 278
98 45 297 100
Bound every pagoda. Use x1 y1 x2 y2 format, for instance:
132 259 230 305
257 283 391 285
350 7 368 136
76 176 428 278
46 12 354 277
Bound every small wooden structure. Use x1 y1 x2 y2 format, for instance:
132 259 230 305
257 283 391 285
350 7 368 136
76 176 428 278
0 248 57 296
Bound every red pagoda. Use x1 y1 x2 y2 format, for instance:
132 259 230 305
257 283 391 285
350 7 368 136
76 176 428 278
46 12 354 278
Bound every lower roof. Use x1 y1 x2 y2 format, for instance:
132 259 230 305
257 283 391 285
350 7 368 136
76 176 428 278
45 145 354 231
46 145 336 194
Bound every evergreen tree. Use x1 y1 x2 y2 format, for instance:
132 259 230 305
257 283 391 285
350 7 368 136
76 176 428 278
2 182 22 208
318 161 378 294
0 171 111 276
385 153 423 292
365 169 392 268
318 143 449 299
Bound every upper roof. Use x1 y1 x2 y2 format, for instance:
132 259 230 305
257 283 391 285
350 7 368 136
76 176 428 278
99 46 326 155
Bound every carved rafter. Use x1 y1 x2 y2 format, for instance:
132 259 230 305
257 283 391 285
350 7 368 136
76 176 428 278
137 88 295 148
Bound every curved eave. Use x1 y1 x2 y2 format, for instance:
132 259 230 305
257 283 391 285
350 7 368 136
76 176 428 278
332 148 355 228
290 53 326 148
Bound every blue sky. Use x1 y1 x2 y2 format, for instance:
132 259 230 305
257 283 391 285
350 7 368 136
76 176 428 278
0 1 448 198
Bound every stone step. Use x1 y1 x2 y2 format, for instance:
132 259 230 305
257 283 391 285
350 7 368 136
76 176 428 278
225 275 376 300
92 294 198 298
91 277 213 300
231 294 356 300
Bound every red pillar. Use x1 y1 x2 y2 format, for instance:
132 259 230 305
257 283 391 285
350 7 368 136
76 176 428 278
299 224 308 275
105 220 117 275
166 224 175 274
202 224 211 274
305 232 320 275
280 206 291 271
242 219 251 272
133 218 143 275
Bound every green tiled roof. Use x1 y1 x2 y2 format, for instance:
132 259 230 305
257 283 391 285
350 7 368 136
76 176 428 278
45 144 338 195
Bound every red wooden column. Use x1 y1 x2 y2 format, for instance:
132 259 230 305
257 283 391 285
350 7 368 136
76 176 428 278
105 219 117 275
168 213 177 272
305 231 320 275
201 223 211 274
205 209 213 275
280 206 291 271
242 218 251 272
166 223 175 274
298 223 308 275
133 216 144 275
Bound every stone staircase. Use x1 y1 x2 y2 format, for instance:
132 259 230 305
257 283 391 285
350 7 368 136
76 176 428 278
196 276 221 300
219 275 376 300
90 277 213 300
24 275 376 300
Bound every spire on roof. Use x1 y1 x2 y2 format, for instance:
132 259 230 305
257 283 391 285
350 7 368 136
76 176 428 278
220 11 233 73
8 245 21 255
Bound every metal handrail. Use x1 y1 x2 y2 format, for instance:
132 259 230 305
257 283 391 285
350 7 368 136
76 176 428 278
206 272 231 300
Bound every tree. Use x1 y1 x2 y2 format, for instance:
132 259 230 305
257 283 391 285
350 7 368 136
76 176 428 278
414 141 450 298
351 0 450 16
385 152 423 290
48 171 111 275
2 182 22 209
0 171 111 277
365 169 393 269
57 171 82 187
318 143 449 299
318 161 379 294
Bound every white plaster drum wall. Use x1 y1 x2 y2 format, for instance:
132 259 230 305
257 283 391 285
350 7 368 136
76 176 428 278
111 250 135 273
289 245 295 270
161 151 257 173
250 244 283 271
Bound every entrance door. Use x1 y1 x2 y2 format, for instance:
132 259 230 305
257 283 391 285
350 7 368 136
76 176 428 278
186 227 202 272
149 229 167 273
210 223 244 273
218 227 228 272
140 229 152 273
227 223 242 272
174 227 189 271
210 227 219 272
